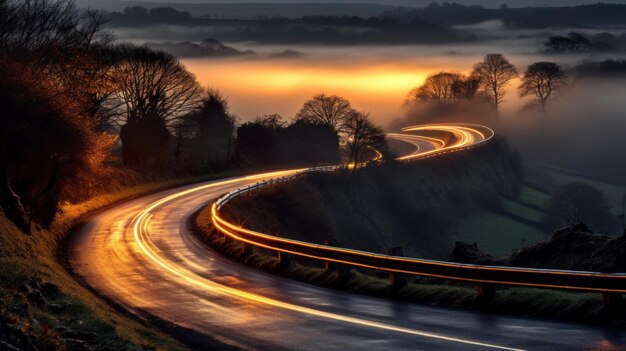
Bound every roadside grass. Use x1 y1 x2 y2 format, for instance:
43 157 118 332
451 186 552 257
194 205 626 328
452 211 545 256
0 171 242 351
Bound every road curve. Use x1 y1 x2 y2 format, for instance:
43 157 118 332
69 125 625 351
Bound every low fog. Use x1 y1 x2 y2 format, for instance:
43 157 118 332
110 21 626 188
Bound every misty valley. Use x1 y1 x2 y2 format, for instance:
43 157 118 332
2 1 626 350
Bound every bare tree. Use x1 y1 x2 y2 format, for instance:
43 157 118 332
343 110 387 170
112 44 203 166
518 62 567 116
295 93 354 133
0 0 119 130
472 54 518 112
113 45 202 125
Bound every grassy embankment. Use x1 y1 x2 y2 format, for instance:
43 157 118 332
0 170 243 351
193 141 626 327
195 204 625 327
222 139 539 259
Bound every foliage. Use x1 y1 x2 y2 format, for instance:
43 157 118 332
405 72 482 106
544 32 614 53
175 89 236 167
571 59 626 79
0 60 98 232
235 115 340 166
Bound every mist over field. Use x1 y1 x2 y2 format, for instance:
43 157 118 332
106 16 626 185
6 1 626 349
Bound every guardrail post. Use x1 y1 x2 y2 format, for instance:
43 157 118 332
323 239 351 282
323 239 337 271
241 242 252 256
388 247 407 290
475 283 495 301
277 251 290 269
602 292 623 309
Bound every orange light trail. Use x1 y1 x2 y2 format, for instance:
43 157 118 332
210 123 626 294
130 171 524 351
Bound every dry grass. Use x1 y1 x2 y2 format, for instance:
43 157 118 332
0 171 243 351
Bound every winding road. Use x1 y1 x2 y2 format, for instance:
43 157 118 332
69 125 626 351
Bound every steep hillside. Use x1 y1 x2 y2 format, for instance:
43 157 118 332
222 139 530 259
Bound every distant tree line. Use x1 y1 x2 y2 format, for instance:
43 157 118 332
385 2 626 29
107 3 626 31
571 59 626 78
544 32 619 53
0 0 387 233
105 6 472 45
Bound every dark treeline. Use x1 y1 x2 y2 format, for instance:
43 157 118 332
104 3 626 45
385 2 626 28
236 94 387 169
107 6 472 45
236 116 339 167
544 32 626 53
571 59 626 78
0 0 387 233
109 3 626 30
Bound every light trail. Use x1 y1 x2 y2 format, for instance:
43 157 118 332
71 122 623 350
131 173 524 351
211 123 626 294
389 123 494 161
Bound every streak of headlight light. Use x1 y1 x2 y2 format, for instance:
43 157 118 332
131 180 525 351
391 124 492 160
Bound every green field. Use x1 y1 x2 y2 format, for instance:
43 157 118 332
452 186 551 257
548 168 626 213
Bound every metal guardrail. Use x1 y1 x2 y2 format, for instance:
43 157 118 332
211 128 626 296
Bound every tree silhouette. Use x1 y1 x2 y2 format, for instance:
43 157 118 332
544 182 618 233
0 60 94 231
406 72 480 106
342 110 387 170
471 54 517 112
235 114 285 166
518 62 567 117
295 93 354 133
0 0 118 131
185 89 236 165
112 44 202 166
